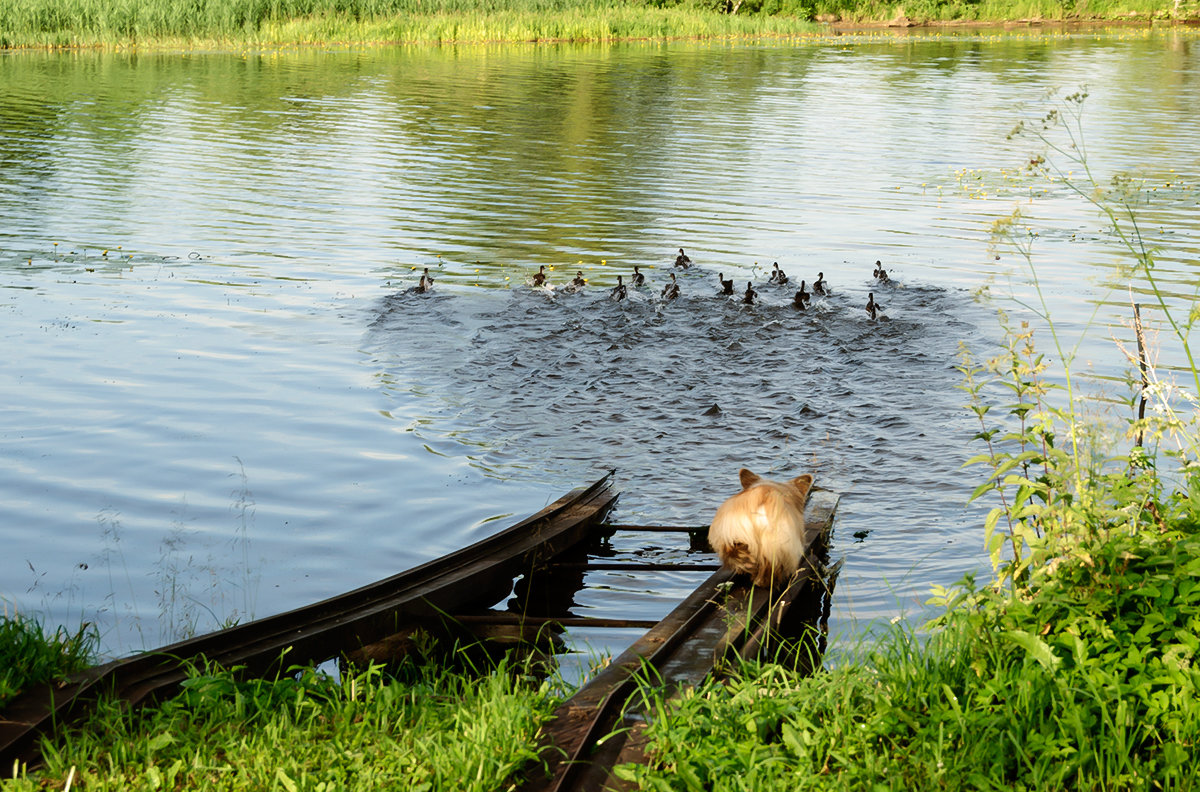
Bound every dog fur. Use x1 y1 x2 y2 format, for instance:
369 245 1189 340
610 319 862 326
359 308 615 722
708 468 814 587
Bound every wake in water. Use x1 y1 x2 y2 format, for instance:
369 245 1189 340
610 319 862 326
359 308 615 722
367 272 978 519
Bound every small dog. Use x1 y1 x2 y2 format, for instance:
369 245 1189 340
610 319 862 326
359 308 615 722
708 468 814 587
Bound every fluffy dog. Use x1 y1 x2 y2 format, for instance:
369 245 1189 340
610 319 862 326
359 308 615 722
708 468 814 587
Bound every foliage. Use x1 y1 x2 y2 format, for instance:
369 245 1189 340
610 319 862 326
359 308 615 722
7 656 560 791
0 0 1190 49
616 459 1200 790
0 611 97 707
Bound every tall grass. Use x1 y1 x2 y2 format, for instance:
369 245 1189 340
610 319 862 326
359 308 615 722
0 610 97 707
0 0 1189 49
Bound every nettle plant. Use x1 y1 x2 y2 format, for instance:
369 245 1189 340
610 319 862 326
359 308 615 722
953 87 1200 597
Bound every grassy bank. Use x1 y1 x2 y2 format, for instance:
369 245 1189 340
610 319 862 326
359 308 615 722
5 657 561 790
0 0 1192 50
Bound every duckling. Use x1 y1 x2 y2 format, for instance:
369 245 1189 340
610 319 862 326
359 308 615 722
674 248 692 269
873 260 889 282
571 271 586 288
611 275 627 301
866 292 883 320
793 281 811 309
632 265 646 287
769 262 788 285
662 272 680 301
718 273 734 295
743 282 757 305
813 272 829 296
532 265 547 287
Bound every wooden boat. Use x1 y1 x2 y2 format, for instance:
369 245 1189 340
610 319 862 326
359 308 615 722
0 473 619 769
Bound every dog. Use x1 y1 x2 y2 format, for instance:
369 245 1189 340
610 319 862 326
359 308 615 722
708 468 814 587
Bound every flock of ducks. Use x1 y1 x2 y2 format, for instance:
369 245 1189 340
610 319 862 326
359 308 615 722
414 249 895 320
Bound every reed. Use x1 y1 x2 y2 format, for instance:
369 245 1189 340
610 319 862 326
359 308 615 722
0 0 1187 49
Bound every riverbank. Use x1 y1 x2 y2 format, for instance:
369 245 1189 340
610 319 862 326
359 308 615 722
0 0 1193 50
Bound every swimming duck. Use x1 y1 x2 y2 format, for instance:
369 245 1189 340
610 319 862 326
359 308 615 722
675 248 692 268
743 282 757 305
662 272 680 301
866 292 883 320
416 267 433 293
813 272 829 296
793 281 811 309
612 275 627 301
769 262 788 285
572 271 586 288
632 265 646 287
532 265 547 287
718 273 734 295
873 260 889 282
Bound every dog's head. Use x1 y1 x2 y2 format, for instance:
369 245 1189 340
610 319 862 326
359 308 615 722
738 468 813 504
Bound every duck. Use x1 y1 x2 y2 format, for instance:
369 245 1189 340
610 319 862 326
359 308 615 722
675 248 692 268
769 262 788 285
662 272 680 301
718 273 734 295
611 275 627 301
793 281 811 309
532 265 547 287
866 292 883 320
415 267 433 293
813 272 829 296
743 282 757 305
873 260 889 282
632 265 646 287
571 271 586 288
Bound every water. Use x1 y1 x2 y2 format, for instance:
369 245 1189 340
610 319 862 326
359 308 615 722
2 29 1199 659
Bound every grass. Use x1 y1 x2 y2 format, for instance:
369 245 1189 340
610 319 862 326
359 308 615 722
0 0 1192 50
0 610 97 708
5 655 563 791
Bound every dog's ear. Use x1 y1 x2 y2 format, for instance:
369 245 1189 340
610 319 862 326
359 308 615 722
790 474 814 500
738 468 761 490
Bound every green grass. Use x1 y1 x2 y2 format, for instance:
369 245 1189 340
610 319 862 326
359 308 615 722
0 611 97 708
616 523 1200 790
0 0 1191 50
6 656 562 790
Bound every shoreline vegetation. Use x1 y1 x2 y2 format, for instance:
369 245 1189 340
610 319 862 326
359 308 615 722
0 0 1196 50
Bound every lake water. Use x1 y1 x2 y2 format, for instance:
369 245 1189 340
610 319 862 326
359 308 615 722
2 28 1199 661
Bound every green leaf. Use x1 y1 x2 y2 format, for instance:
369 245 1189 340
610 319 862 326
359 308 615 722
276 767 299 792
1001 630 1061 671
146 732 174 753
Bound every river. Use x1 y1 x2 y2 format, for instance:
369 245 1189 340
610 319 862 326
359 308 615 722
1 28 1198 662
